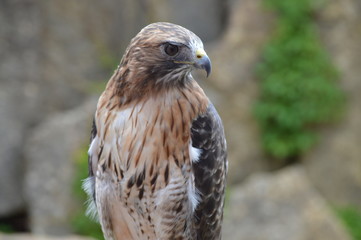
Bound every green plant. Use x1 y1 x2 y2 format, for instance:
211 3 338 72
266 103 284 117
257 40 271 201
72 146 104 240
254 0 344 161
0 224 14 233
335 206 361 240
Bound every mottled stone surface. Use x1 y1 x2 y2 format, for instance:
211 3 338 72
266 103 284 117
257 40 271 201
0 0 40 216
206 0 275 183
24 98 97 235
223 166 351 240
304 0 361 208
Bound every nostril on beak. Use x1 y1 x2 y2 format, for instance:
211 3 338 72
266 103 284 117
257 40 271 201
196 49 206 59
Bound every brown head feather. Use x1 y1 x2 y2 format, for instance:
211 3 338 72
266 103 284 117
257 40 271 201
104 22 206 107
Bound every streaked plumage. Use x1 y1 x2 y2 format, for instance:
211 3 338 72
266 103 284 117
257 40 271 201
84 22 227 240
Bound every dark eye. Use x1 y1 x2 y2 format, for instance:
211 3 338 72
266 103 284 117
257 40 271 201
164 43 179 56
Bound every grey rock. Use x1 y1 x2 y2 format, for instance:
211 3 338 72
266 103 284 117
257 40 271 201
0 0 103 217
24 97 97 235
0 91 25 215
304 0 361 207
223 166 351 240
0 0 41 216
160 0 226 42
206 0 275 183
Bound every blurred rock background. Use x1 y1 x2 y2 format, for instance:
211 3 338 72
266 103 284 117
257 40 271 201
0 0 360 239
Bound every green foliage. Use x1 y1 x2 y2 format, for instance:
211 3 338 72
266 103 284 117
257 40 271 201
254 0 344 161
0 224 14 233
72 147 104 240
335 206 361 240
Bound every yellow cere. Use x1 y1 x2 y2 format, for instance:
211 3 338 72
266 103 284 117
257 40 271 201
196 49 206 59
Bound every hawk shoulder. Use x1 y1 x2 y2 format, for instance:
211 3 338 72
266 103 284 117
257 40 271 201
191 103 227 240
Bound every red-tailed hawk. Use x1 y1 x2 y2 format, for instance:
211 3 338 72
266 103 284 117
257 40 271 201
84 22 227 240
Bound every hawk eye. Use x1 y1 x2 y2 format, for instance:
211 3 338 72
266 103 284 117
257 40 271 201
164 43 179 56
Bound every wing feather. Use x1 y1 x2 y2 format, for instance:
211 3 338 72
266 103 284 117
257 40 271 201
191 103 227 240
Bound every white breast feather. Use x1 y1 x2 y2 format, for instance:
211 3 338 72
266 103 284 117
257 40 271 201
189 143 202 163
189 144 202 211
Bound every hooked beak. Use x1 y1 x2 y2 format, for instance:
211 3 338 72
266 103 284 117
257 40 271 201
194 49 211 77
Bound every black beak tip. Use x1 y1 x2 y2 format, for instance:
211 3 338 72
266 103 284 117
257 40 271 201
205 62 211 77
202 57 212 78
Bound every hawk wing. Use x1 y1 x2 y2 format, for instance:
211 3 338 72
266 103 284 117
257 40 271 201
191 103 228 240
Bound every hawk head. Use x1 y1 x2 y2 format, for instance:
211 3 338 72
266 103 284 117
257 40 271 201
119 22 211 89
